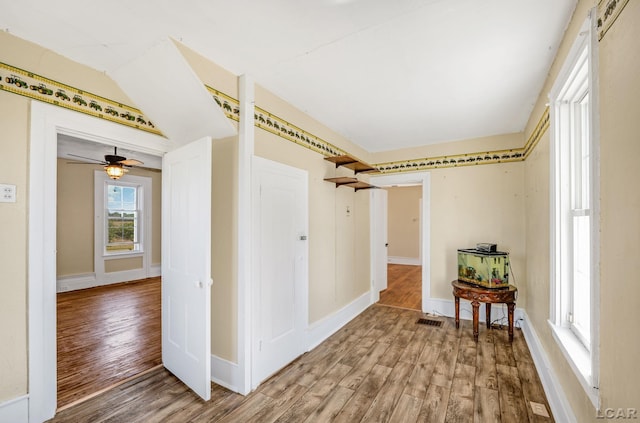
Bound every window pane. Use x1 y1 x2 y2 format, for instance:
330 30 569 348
107 185 122 209
572 214 591 348
105 183 140 253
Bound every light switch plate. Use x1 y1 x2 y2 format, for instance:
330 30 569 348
0 184 16 203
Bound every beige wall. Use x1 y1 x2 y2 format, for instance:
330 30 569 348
0 89 29 402
523 0 640 419
255 83 371 323
3 2 639 417
429 162 526 302
211 137 239 361
598 0 640 413
56 159 162 278
386 186 421 260
0 31 134 403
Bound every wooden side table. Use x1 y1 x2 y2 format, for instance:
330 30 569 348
451 280 518 342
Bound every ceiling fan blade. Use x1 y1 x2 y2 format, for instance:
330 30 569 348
120 158 144 166
67 153 107 164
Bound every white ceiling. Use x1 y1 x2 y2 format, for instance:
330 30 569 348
2 0 577 153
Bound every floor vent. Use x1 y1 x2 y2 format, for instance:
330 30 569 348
416 318 443 327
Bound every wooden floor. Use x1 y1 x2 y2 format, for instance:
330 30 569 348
49 304 553 423
56 277 162 409
379 264 422 310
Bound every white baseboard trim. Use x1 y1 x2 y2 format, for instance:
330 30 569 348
521 312 576 423
211 355 243 394
387 256 421 266
306 292 371 351
424 297 525 325
57 268 161 292
0 394 28 423
149 264 161 277
56 273 97 292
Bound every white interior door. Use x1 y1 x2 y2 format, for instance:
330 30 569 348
162 137 212 401
371 189 388 299
251 156 308 388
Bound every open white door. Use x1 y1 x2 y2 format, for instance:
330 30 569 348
371 189 388 300
251 156 308 388
162 137 212 401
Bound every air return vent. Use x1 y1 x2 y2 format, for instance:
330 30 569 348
416 318 443 327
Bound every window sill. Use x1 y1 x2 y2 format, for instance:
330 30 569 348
548 320 599 408
103 251 144 259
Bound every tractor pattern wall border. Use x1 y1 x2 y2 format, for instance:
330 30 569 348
206 85 347 158
373 108 549 174
2 60 550 174
0 62 161 136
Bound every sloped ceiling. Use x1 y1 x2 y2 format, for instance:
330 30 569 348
1 0 577 152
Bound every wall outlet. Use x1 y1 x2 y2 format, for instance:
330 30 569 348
0 184 16 203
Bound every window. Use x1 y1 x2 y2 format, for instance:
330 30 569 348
106 184 140 253
95 173 150 257
549 13 599 407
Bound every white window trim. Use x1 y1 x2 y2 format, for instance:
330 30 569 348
548 10 600 409
102 179 144 256
94 171 152 278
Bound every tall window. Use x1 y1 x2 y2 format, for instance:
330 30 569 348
549 13 599 406
106 183 141 253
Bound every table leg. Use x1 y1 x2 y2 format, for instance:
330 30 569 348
486 303 492 329
471 300 480 342
454 296 460 329
507 302 515 342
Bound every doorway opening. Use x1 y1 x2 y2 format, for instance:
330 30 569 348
55 136 163 409
378 185 422 311
369 172 431 313
29 102 172 422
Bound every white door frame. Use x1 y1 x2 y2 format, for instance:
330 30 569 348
28 102 170 422
369 172 431 312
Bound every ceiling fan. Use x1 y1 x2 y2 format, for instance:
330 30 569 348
67 147 144 180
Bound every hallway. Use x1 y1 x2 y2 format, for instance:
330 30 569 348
379 264 422 311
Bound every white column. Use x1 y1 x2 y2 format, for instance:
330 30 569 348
237 74 255 394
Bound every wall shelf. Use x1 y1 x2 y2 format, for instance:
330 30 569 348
324 155 378 174
323 177 376 191
324 155 378 191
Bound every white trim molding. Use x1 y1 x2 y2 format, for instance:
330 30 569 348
29 101 169 423
56 273 96 292
424 297 525 326
0 395 28 423
369 172 431 313
211 355 243 394
387 256 421 266
523 316 577 423
306 292 371 351
548 10 600 408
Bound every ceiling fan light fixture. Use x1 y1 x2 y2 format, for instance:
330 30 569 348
105 163 127 180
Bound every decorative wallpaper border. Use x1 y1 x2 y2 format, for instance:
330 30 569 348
372 108 549 174
597 0 630 41
0 62 161 135
205 85 347 157
1 61 550 174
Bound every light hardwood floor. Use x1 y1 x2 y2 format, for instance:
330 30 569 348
56 277 162 409
49 304 554 422
379 264 422 310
